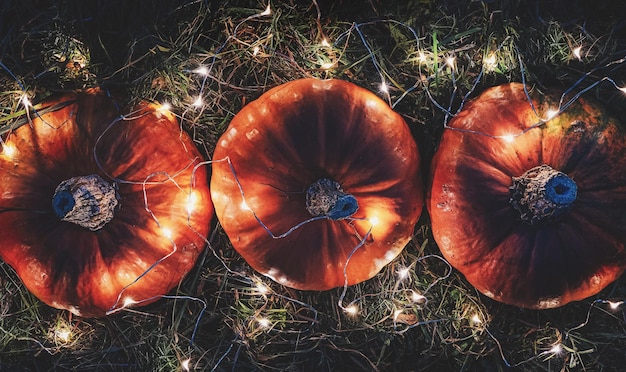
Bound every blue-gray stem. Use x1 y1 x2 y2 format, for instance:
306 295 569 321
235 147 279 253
510 164 577 225
52 174 119 231
306 178 358 220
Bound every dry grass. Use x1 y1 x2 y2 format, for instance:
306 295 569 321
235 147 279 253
1 0 626 371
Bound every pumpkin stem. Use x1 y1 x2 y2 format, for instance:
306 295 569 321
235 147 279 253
52 174 120 231
509 164 577 225
306 178 358 220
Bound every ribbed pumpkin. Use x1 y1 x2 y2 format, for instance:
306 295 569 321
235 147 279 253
428 83 626 309
0 89 213 317
211 78 423 290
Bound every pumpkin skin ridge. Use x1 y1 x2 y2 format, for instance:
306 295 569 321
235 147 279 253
428 82 626 309
0 89 213 317
211 78 422 290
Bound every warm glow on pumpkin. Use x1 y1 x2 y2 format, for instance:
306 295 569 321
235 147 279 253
157 102 171 115
123 297 137 308
240 200 251 211
501 134 515 143
368 215 380 227
545 108 559 120
1 142 16 158
186 191 199 215
161 227 174 239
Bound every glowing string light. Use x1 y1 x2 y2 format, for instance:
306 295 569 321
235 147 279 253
445 56 456 70
240 199 252 211
608 300 623 310
123 297 137 308
186 191 199 215
344 304 359 316
156 102 171 116
1 142 16 158
548 344 562 355
181 358 191 372
255 281 269 295
411 291 426 303
320 61 335 70
193 66 209 76
21 94 31 108
260 4 271 16
257 317 271 328
54 325 72 344
470 313 482 325
321 38 330 47
252 46 260 56
393 309 403 322
572 46 583 61
418 51 427 63
192 95 204 108
545 108 559 120
161 227 173 240
397 266 410 280
501 134 516 143
368 215 380 227
379 80 389 94
484 54 497 71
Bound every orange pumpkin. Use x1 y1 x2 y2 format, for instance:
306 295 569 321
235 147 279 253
0 89 213 317
428 83 626 309
211 78 423 290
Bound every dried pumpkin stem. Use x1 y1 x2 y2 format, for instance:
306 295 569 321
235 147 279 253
306 178 358 220
509 164 577 225
52 174 119 231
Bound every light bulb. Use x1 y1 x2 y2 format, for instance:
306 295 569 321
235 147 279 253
192 95 204 107
241 200 251 211
501 134 515 143
186 191 199 215
344 304 359 316
193 66 208 76
369 216 380 226
1 143 16 158
445 56 456 69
